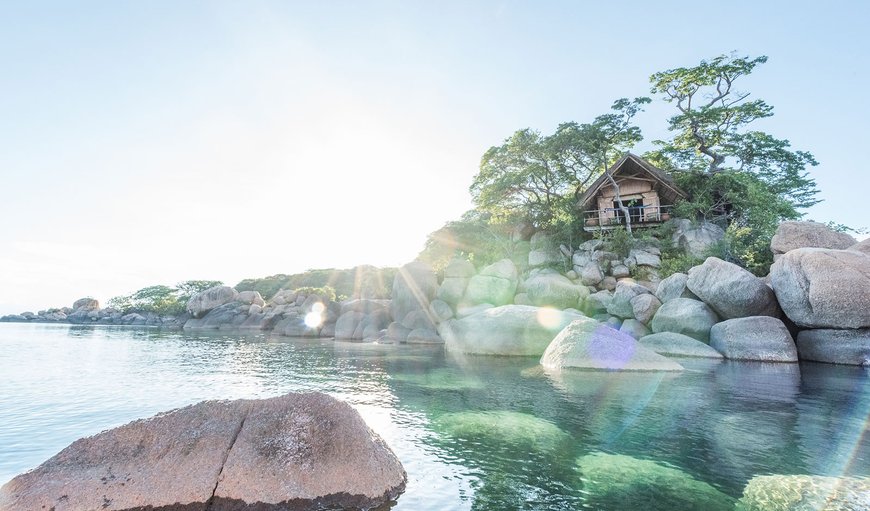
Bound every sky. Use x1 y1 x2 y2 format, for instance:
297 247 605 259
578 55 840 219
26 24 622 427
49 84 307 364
1 1 868 314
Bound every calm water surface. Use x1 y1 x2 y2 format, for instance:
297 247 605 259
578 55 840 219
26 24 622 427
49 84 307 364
1 323 869 510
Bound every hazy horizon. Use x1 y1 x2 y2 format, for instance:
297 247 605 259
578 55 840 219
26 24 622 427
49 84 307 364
2 1 868 314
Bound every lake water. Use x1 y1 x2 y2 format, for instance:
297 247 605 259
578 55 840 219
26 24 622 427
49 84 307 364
1 323 869 510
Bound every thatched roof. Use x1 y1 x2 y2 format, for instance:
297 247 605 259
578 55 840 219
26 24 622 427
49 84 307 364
575 153 687 210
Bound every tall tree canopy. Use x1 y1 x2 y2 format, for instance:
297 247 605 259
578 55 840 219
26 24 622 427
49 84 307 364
649 53 820 219
648 54 821 273
469 97 650 235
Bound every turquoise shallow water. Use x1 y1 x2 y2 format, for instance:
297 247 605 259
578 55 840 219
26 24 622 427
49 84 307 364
1 323 869 510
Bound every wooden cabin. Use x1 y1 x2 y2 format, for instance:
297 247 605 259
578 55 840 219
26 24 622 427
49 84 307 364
576 153 687 232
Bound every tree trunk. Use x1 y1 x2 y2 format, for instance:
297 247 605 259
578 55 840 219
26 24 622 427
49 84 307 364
605 171 632 235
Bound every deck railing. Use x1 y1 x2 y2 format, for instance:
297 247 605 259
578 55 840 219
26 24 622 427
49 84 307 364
582 205 673 230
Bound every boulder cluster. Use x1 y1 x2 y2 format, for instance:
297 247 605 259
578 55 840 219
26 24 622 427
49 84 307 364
0 297 187 327
3 220 867 367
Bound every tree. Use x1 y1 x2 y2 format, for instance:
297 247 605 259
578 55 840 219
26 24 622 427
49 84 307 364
176 280 223 303
469 98 650 238
649 53 819 218
649 53 820 273
107 280 224 316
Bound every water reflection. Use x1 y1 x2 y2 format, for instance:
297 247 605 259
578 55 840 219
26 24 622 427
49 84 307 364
0 324 868 510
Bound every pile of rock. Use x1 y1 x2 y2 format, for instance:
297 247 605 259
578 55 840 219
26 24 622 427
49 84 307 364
767 222 870 365
1 298 188 328
185 286 341 337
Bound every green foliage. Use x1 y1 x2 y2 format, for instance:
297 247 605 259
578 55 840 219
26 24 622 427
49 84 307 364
595 226 633 258
235 266 395 300
292 286 336 302
647 53 821 275
650 53 819 215
417 210 518 270
108 280 224 316
469 98 650 233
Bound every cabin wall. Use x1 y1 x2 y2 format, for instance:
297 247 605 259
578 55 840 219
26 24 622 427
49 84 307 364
589 179 667 225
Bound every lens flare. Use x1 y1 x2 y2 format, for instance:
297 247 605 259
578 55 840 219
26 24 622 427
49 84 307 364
304 311 323 328
536 307 562 329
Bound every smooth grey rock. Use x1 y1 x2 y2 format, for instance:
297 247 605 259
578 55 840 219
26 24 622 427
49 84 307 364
770 221 856 260
187 286 239 319
580 263 604 286
391 261 437 323
639 332 724 359
386 322 411 343
655 272 697 303
770 248 870 328
528 249 563 267
463 259 518 306
578 239 603 252
406 328 443 344
455 303 494 318
671 218 725 258
606 281 650 319
523 273 589 309
339 299 390 316
237 291 265 306
401 309 435 331
848 238 870 256
687 257 779 319
610 264 630 279
0 393 406 511
72 297 99 311
630 249 661 268
428 299 453 322
436 278 468 307
443 258 476 278
796 329 870 366
583 290 613 315
650 298 719 342
630 293 661 325
334 311 365 340
440 305 585 356
600 276 617 291
541 319 683 371
710 317 797 362
619 319 651 340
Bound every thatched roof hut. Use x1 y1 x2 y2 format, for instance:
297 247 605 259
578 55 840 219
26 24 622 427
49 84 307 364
577 153 687 231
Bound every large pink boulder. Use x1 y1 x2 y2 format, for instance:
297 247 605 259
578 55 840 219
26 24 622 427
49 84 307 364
0 393 406 511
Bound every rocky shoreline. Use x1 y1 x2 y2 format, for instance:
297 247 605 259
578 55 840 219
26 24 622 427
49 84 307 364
3 220 869 368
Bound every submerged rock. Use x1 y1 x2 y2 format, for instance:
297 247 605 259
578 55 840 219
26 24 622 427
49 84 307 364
0 393 406 511
541 318 684 372
434 411 571 453
736 474 870 511
576 452 735 511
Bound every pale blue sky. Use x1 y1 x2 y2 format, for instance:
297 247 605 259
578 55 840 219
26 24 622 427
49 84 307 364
1 1 867 313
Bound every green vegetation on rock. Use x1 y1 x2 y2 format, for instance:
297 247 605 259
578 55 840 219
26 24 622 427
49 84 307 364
235 265 396 301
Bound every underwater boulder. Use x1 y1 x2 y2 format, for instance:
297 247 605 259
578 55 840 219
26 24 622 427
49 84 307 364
576 452 735 511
